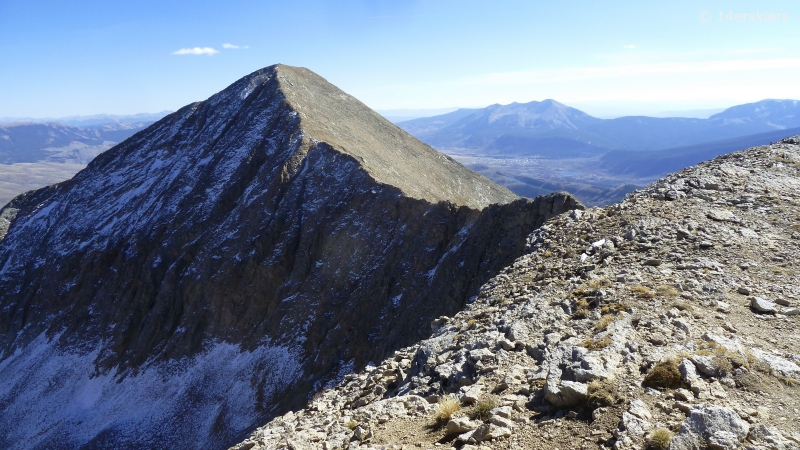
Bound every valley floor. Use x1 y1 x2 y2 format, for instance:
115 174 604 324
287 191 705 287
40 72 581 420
0 162 86 206
443 148 648 207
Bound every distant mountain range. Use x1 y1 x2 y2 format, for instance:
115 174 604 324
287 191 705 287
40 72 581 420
399 99 800 159
0 111 171 127
0 121 157 206
0 121 154 165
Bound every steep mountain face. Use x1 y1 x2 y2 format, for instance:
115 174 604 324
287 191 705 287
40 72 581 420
234 137 800 450
0 64 581 449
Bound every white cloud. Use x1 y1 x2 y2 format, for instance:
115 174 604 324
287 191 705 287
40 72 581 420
222 43 249 49
172 47 218 56
623 45 636 49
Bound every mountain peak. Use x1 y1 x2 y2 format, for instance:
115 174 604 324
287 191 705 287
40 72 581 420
238 64 518 209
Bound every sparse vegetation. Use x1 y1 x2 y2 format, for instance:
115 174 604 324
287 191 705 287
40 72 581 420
671 300 694 312
656 284 680 298
434 395 460 423
465 319 477 330
586 380 621 409
600 301 628 315
471 397 497 422
647 428 673 450
643 359 682 389
593 314 615 332
572 298 591 319
631 285 655 299
588 277 610 290
579 334 613 351
346 420 358 430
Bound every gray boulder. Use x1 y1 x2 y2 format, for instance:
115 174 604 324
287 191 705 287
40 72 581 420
670 405 750 450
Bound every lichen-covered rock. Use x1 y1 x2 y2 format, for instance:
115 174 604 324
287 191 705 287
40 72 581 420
670 406 750 450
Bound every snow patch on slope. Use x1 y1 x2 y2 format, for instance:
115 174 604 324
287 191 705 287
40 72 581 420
0 333 303 450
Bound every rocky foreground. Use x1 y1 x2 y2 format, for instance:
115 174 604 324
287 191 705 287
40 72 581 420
233 137 800 450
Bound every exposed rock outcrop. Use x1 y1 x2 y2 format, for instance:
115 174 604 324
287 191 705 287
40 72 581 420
234 137 800 450
0 65 581 450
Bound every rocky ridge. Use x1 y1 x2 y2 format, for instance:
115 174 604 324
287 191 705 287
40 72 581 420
233 137 800 450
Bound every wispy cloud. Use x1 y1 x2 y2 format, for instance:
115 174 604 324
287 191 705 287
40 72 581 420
222 43 249 49
172 47 218 56
623 45 636 49
456 57 800 86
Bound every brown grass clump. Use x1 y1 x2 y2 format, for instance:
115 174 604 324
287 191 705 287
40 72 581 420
671 300 694 312
711 355 733 376
572 298 591 319
643 359 682 389
593 314 615 332
586 380 621 409
471 397 497 422
588 277 610 290
657 285 680 298
631 285 655 299
579 335 613 351
744 351 773 374
434 395 460 423
601 302 628 315
647 428 673 450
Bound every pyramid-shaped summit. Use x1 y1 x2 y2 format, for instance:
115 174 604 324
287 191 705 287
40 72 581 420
260 64 518 208
0 64 580 449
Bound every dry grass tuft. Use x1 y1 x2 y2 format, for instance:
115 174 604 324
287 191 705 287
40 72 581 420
346 420 358 430
648 428 673 450
657 285 680 298
471 397 498 422
671 300 694 312
434 395 460 423
643 359 682 389
631 285 655 299
601 302 628 315
588 277 610 290
586 380 621 409
572 298 591 319
593 314 615 332
579 335 613 351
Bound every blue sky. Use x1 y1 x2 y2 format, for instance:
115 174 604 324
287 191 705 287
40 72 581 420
1 0 799 118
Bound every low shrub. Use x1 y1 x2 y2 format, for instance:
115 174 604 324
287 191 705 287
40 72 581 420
643 359 681 389
471 397 497 422
586 380 621 409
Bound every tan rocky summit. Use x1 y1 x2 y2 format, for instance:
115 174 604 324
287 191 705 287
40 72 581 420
233 137 800 450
